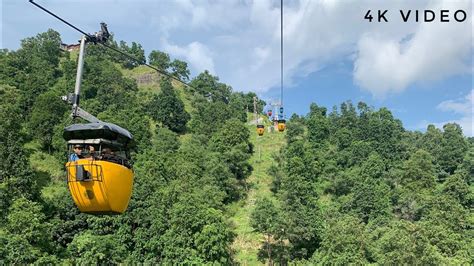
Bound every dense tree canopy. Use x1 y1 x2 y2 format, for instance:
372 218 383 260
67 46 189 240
254 100 473 264
148 78 190 133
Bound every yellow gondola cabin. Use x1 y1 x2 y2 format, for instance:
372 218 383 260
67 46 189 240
63 123 134 214
277 119 286 132
257 124 265 136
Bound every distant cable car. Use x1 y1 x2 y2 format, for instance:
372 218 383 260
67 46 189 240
63 123 134 214
267 110 272 117
277 119 286 132
257 124 265 136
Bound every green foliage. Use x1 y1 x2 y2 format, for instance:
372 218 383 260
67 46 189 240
148 78 190 133
118 41 146 69
250 198 284 264
268 102 471 263
442 173 472 207
148 50 170 71
170 59 191 81
1 198 52 264
0 86 39 207
312 215 368 264
189 97 232 138
67 232 127 264
251 198 281 236
189 70 232 102
367 220 444 264
28 90 68 151
307 103 330 145
7 30 62 114
346 176 392 223
439 123 468 175
148 51 190 81
285 118 305 144
209 119 253 181
6 198 50 247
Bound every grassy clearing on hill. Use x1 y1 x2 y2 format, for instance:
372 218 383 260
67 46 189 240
229 119 285 265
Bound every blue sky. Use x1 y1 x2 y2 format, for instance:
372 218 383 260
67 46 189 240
2 0 472 135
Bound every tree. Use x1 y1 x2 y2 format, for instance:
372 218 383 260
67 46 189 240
307 103 329 145
251 198 283 265
368 220 443 264
285 118 305 144
279 161 322 259
149 50 171 71
1 198 52 263
346 177 391 223
442 173 472 207
439 123 468 175
28 90 68 152
209 119 253 181
118 41 145 69
67 232 127 264
170 59 190 81
189 70 232 103
19 29 62 68
194 220 235 263
365 108 405 162
149 78 190 133
394 150 437 221
0 86 39 206
188 97 232 138
13 30 62 114
421 125 443 162
312 215 368 264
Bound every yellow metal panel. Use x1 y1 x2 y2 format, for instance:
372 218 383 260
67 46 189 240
66 159 133 214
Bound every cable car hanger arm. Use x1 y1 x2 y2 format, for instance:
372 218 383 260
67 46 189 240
60 34 104 123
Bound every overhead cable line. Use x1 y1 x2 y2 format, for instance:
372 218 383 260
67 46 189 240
29 0 195 90
280 0 284 106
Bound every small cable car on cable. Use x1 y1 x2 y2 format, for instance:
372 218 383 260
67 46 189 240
60 23 134 214
277 106 286 132
277 119 286 132
256 124 265 136
267 110 272 117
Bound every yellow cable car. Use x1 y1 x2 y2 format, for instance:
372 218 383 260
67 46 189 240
63 123 134 214
55 25 135 214
257 124 265 136
277 119 286 132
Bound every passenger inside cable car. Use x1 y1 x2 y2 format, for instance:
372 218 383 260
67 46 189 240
69 145 83 162
66 142 132 169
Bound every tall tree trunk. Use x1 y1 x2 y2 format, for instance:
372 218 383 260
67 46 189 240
267 234 273 266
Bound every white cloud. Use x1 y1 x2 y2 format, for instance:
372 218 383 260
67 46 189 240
152 0 471 97
437 90 473 115
419 90 473 136
162 39 215 74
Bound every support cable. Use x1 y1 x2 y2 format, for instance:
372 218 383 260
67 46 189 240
280 0 284 106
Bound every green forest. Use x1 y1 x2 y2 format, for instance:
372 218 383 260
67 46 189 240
0 30 472 265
